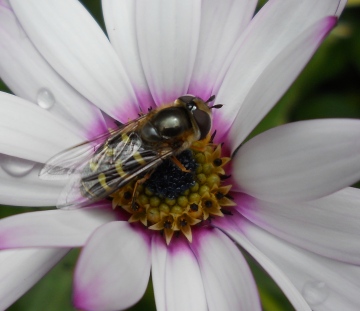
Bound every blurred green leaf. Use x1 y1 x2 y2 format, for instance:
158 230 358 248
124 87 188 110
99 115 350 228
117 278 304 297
348 0 360 7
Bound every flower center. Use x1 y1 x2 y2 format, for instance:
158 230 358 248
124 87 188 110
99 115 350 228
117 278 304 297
110 137 234 244
144 149 198 199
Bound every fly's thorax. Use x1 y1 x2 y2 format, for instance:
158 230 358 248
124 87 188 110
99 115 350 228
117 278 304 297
139 106 197 145
110 138 234 245
139 95 213 147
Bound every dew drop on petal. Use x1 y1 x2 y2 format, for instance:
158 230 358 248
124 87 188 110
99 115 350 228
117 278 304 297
37 88 56 110
302 280 329 307
0 154 36 177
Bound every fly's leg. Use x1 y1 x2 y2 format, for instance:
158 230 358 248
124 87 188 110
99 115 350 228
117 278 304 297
131 171 153 210
114 120 123 127
170 156 191 173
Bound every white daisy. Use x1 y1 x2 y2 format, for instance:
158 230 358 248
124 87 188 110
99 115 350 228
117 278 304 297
0 0 358 311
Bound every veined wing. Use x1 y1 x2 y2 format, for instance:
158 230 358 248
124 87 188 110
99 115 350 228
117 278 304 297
56 141 174 209
39 119 143 180
55 130 146 209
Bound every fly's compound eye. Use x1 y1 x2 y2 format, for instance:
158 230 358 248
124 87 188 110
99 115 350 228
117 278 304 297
177 95 212 140
192 109 211 140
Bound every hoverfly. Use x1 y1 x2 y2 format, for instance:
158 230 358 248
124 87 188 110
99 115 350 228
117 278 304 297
40 95 219 209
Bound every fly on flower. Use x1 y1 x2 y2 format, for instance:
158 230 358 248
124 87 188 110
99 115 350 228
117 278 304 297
39 95 219 210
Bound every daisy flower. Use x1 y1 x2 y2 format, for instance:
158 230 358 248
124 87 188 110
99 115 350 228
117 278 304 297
1 0 359 311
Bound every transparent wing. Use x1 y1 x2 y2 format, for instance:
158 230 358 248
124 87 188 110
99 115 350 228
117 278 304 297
56 144 174 209
53 128 145 209
39 112 179 210
38 115 146 209
56 169 88 209
39 132 111 181
39 120 143 180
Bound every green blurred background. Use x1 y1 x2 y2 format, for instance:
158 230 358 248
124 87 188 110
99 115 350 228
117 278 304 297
1 0 360 310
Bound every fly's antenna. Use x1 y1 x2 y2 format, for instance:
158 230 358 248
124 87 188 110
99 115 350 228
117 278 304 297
206 95 223 109
210 104 223 109
205 95 216 104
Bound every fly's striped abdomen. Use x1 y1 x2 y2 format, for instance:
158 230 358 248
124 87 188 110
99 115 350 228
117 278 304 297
80 132 157 200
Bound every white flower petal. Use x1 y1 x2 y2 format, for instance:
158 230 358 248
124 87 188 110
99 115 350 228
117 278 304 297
0 204 115 248
213 214 312 311
9 0 139 122
0 0 10 9
236 188 360 264
151 234 167 311
242 218 360 311
102 0 154 112
188 0 257 100
0 5 106 138
214 0 341 142
165 237 207 311
73 222 151 311
233 119 360 203
0 92 82 163
190 228 261 311
136 0 201 105
0 160 65 207
0 248 68 310
227 16 337 148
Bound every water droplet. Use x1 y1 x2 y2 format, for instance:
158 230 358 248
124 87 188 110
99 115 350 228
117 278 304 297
37 88 55 110
302 280 329 307
0 154 36 177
